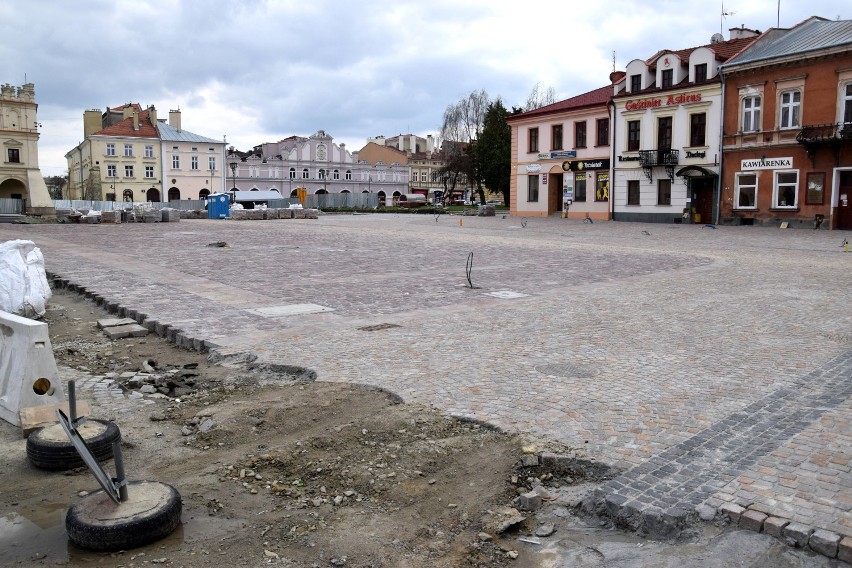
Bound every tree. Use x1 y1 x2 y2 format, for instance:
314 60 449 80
474 100 512 206
524 81 557 111
440 90 490 203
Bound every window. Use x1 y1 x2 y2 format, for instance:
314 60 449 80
627 180 640 205
774 171 798 208
346 170 352 180
595 173 609 202
694 64 707 83
123 189 133 201
843 83 852 124
191 156 199 170
630 74 641 93
627 120 641 151
107 164 117 177
779 91 801 129
527 175 539 202
7 148 20 163
657 116 673 150
690 113 706 147
106 143 116 156
289 167 296 179
735 173 757 208
172 155 180 169
124 165 134 178
742 96 761 132
145 165 154 178
661 69 673 88
333 169 340 180
806 172 825 205
302 168 309 179
124 144 133 157
575 122 587 148
145 145 154 158
528 128 539 152
412 171 418 182
574 173 587 202
657 179 671 205
208 156 216 171
596 118 609 146
551 124 563 150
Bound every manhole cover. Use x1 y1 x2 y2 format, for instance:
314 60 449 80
535 363 597 379
484 291 530 299
358 323 401 332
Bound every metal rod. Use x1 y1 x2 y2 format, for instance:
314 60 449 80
68 380 77 424
112 439 129 502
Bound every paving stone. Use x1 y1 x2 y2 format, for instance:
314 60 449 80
103 323 149 339
783 522 813 548
763 516 790 538
739 510 767 532
808 529 840 558
97 317 137 329
720 503 745 524
839 536 852 564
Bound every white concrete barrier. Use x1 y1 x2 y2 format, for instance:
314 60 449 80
0 310 65 426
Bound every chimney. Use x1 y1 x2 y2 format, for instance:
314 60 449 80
610 70 626 84
132 111 139 131
427 135 434 154
83 109 102 137
148 105 157 125
169 109 181 131
122 105 134 119
729 26 759 40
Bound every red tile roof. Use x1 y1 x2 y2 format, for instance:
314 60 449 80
95 107 159 138
507 84 613 122
647 37 758 67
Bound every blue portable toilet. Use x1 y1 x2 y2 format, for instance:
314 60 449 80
207 193 231 219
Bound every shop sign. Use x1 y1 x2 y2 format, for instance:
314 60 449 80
541 174 547 185
741 157 793 170
624 92 703 111
525 164 542 173
537 153 551 160
685 150 706 158
562 159 610 171
618 155 641 162
538 150 577 160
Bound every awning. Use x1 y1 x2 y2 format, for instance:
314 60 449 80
676 165 717 177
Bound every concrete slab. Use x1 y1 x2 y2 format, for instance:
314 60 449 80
19 400 92 437
102 323 148 339
247 304 335 317
96 317 137 329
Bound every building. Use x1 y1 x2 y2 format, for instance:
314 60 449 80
0 83 54 215
228 131 409 206
507 82 616 219
66 104 225 202
719 16 852 229
158 110 226 201
367 133 434 155
611 29 759 224
407 149 447 200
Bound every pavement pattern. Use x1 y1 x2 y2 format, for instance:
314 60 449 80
4 214 850 546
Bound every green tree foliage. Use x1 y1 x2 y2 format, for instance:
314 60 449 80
474 100 511 206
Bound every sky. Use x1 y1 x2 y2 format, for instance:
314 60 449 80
4 0 848 176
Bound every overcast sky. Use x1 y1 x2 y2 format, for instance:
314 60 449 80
4 0 847 176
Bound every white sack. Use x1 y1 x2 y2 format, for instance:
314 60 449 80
0 240 52 318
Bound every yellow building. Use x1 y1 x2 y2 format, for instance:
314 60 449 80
0 83 54 215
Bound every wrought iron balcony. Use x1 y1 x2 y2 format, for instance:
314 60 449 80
638 149 679 168
796 122 852 144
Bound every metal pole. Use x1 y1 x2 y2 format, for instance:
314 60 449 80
112 439 129 502
68 380 77 424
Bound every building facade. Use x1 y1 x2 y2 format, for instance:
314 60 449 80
66 104 225 202
228 131 409 205
508 83 616 219
611 30 758 224
0 83 54 215
720 17 852 229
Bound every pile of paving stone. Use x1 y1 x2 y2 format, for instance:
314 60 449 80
230 208 319 220
114 360 201 398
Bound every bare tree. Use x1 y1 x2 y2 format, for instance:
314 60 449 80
440 89 490 143
525 82 557 111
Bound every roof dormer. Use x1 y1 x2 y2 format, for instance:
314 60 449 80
653 51 687 89
625 59 653 94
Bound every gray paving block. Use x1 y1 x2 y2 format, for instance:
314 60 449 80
839 536 852 564
808 529 840 558
103 323 149 339
97 317 137 329
763 516 789 538
739 509 767 532
720 502 745 523
783 522 813 548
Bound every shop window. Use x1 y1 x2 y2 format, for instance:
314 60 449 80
742 96 761 132
528 127 539 153
627 180 640 205
627 120 640 151
574 173 587 202
595 173 609 202
596 118 609 147
575 122 586 148
690 113 706 147
657 179 671 205
779 91 801 129
806 172 825 205
773 171 798 208
527 175 539 202
735 174 757 208
551 124 563 150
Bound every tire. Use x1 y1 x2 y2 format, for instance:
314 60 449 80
26 419 121 471
66 481 182 552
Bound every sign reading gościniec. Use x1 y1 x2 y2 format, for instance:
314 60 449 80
741 157 793 170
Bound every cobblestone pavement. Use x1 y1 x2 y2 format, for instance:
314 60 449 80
5 215 850 543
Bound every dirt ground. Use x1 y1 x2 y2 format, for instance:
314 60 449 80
0 289 841 568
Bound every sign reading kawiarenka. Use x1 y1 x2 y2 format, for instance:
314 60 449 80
741 157 793 170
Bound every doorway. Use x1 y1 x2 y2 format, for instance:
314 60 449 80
548 172 563 214
837 171 852 230
690 177 715 224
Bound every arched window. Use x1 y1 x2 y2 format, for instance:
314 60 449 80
167 187 180 201
199 189 210 200
289 167 296 179
302 168 309 179
345 170 352 180
341 189 350 194
333 169 340 180
316 188 328 195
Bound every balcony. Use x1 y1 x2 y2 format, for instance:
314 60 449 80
638 149 679 182
796 123 851 165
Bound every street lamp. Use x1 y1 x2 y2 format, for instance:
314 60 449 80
229 161 238 203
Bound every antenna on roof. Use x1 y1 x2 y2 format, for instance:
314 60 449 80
721 1 736 35
612 50 616 73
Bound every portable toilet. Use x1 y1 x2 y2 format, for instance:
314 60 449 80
207 193 231 219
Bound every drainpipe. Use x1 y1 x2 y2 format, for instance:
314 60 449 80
717 71 726 225
609 99 616 221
